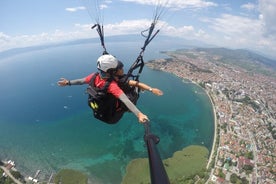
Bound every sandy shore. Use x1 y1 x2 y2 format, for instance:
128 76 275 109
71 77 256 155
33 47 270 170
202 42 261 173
205 91 217 169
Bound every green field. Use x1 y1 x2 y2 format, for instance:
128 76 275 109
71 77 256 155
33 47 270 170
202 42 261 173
122 145 209 184
54 169 88 184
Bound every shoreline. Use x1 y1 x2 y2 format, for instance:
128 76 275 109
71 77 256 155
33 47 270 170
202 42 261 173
205 90 217 169
180 79 217 168
147 65 218 168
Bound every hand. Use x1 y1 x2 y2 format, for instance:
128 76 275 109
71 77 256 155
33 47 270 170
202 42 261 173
137 112 149 123
57 78 69 86
152 88 163 96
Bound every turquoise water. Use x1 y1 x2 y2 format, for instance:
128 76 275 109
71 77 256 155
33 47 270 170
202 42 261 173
0 43 214 183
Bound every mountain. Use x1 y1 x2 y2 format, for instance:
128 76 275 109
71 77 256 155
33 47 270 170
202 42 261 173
194 48 276 70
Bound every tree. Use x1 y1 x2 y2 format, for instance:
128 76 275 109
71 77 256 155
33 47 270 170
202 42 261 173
218 169 225 179
243 165 253 171
10 170 23 180
245 151 254 160
241 177 249 184
197 170 206 178
230 173 238 183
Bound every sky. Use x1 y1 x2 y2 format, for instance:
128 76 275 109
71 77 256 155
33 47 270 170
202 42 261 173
1 0 276 59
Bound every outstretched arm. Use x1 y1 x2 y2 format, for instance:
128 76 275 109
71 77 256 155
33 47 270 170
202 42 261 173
57 78 86 86
128 80 163 96
119 93 149 123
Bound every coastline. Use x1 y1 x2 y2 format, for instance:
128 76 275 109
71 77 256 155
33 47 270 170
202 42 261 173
146 63 218 168
205 90 217 169
178 78 217 168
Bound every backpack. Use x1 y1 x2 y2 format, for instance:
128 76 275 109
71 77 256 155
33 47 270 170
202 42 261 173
86 73 119 124
86 73 140 124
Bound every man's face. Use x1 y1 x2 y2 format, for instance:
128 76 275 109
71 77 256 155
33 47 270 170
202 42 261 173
115 68 124 76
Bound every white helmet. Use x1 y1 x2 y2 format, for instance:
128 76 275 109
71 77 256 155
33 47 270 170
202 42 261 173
97 54 119 73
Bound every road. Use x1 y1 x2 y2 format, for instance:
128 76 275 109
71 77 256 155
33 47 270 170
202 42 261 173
0 166 23 184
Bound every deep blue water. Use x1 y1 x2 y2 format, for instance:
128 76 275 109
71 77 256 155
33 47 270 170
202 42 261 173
0 42 214 183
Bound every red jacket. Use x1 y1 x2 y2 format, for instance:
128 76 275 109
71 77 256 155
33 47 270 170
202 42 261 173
85 73 123 98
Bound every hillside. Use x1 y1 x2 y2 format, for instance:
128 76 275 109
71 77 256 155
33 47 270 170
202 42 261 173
171 47 276 77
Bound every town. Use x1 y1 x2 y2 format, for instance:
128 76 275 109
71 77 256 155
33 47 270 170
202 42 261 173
146 48 276 184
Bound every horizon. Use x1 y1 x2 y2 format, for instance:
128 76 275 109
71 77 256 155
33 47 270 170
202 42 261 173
1 0 276 59
1 35 276 62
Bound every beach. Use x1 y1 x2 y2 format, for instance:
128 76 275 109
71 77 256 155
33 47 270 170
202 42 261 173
205 91 217 169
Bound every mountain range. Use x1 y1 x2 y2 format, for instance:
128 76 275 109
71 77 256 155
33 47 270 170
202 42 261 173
194 47 276 70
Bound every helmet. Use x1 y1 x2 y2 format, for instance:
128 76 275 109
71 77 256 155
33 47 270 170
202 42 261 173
97 54 119 73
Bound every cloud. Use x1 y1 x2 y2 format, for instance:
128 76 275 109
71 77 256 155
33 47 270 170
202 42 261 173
161 23 195 36
0 32 10 42
99 0 112 9
121 0 217 9
0 29 92 52
103 19 156 35
65 6 86 12
0 19 155 52
200 13 276 58
209 14 261 36
210 14 261 42
258 0 276 39
102 19 195 38
241 3 256 11
99 4 108 9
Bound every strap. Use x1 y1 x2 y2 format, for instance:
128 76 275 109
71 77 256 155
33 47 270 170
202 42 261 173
89 72 98 86
103 77 112 92
126 55 144 82
124 21 159 83
89 72 112 92
92 24 108 55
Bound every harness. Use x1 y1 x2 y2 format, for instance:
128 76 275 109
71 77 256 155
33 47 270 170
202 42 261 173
86 73 138 124
117 75 139 111
87 73 117 123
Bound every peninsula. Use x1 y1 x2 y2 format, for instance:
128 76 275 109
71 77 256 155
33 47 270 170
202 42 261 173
146 48 276 184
